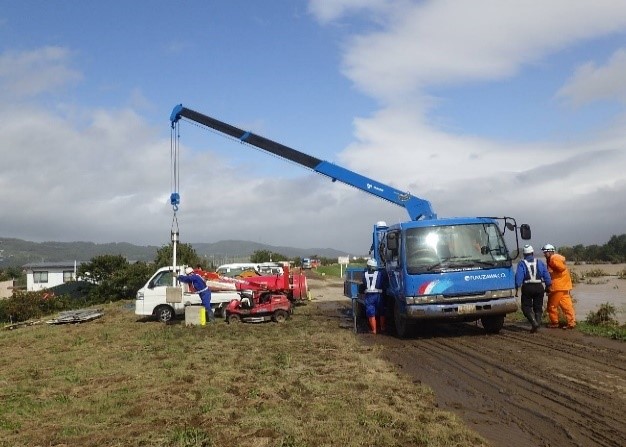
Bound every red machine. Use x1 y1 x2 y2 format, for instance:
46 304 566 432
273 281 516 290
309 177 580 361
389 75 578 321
225 265 294 324
194 264 308 303
224 289 292 324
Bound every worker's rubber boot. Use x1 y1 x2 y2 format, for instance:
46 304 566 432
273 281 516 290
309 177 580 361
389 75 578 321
522 307 538 333
368 317 377 334
379 316 386 333
207 309 216 323
529 316 539 333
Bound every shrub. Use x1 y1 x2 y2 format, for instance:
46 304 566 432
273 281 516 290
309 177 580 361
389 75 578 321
0 291 73 324
585 268 608 278
585 303 619 327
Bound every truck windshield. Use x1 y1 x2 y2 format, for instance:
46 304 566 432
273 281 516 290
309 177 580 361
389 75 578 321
405 223 510 274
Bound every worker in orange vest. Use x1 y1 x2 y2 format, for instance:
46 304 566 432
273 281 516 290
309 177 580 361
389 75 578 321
542 244 576 329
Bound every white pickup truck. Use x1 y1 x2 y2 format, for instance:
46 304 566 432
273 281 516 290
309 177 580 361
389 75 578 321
134 266 240 323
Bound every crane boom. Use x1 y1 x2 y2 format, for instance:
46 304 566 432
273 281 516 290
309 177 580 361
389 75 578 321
170 104 436 221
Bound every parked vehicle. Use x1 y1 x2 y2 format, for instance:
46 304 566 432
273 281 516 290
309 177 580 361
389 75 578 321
169 104 531 337
215 263 259 278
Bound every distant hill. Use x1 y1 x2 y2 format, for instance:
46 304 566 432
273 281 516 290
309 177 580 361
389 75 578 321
0 237 349 268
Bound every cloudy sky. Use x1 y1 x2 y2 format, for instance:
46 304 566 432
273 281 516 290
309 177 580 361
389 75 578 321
1 0 625 256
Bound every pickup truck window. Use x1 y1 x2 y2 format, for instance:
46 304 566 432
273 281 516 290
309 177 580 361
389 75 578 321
152 271 174 287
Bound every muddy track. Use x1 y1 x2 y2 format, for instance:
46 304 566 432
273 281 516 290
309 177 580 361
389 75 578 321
363 322 626 447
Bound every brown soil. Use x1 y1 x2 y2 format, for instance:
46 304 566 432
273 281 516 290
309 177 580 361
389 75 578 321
308 274 626 447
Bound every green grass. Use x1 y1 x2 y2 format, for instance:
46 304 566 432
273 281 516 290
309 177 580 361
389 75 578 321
576 322 626 341
0 301 487 447
508 301 626 341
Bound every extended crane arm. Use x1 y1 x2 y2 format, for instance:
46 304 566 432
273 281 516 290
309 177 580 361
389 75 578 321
170 104 436 220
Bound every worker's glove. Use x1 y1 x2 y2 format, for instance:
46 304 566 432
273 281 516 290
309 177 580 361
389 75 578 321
544 287 551 295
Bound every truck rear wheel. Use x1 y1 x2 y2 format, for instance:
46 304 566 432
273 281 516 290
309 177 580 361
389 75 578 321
481 315 505 334
155 305 175 323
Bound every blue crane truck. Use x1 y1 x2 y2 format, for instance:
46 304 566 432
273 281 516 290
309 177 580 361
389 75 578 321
170 104 531 337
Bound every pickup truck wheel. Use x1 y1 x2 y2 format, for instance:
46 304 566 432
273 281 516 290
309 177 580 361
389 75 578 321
227 314 241 324
272 309 289 323
394 300 410 339
155 305 175 323
481 315 505 334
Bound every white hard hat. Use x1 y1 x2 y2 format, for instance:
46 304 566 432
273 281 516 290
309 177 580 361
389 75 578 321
541 244 555 253
185 267 194 274
366 258 378 268
376 221 388 228
523 245 534 255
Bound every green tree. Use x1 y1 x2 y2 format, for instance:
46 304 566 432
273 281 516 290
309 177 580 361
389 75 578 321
78 255 152 301
154 243 205 269
0 266 23 281
606 234 626 263
78 255 128 284
250 250 289 263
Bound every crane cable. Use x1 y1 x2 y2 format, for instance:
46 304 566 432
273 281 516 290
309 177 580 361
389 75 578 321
170 122 181 235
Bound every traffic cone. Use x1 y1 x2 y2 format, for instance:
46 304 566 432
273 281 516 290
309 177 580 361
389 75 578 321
368 316 377 334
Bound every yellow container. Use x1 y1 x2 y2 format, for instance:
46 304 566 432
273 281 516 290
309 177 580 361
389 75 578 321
200 307 206 326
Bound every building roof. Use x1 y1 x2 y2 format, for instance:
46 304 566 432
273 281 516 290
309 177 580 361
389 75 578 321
23 261 85 270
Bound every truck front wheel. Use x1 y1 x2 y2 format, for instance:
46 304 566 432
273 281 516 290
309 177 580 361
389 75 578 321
394 300 410 339
481 315 505 334
154 305 175 323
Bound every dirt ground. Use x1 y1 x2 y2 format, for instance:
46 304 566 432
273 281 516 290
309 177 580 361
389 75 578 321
307 273 626 447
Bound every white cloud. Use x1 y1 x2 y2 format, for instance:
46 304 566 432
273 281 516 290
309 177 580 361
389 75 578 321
307 0 390 23
334 0 626 101
557 48 626 106
0 47 82 98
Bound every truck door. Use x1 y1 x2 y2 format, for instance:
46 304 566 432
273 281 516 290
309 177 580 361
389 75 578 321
384 230 403 298
141 270 177 313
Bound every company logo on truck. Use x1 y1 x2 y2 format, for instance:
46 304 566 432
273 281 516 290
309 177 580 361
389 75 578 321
464 273 506 281
366 183 384 193
418 279 453 294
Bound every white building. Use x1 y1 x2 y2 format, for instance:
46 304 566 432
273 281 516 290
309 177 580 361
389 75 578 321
23 261 84 292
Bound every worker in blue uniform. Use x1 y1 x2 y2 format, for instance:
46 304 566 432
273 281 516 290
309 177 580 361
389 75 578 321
177 266 215 322
515 245 551 333
362 259 387 334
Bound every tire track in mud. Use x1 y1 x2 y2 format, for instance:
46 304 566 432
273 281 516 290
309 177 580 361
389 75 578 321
368 323 626 447
433 333 624 447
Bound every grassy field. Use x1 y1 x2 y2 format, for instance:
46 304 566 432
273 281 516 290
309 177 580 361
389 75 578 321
0 301 487 447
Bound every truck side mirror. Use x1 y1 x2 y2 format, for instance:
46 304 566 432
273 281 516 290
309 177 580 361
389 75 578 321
520 224 531 240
